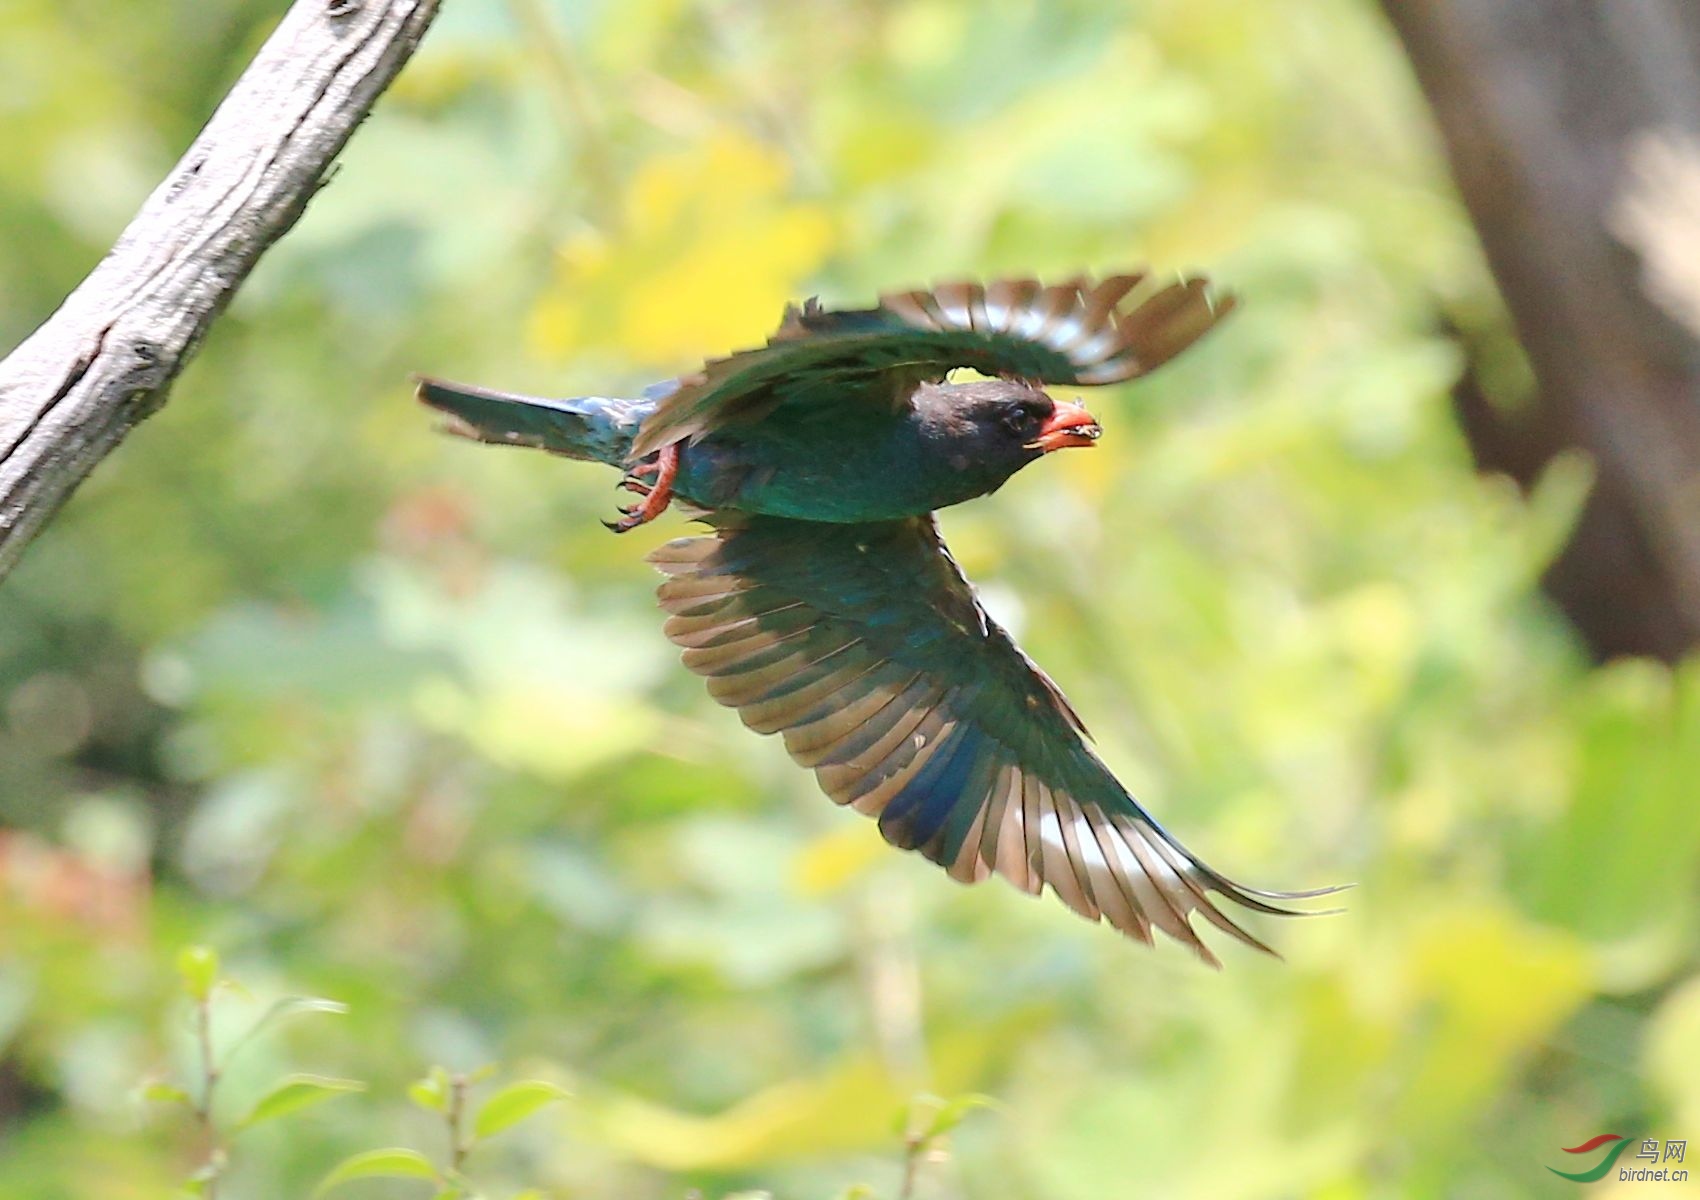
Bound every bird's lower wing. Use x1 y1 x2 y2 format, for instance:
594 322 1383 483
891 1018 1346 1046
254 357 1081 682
648 515 1337 967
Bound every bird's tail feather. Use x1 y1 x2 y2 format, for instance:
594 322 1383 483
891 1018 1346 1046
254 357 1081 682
414 377 644 467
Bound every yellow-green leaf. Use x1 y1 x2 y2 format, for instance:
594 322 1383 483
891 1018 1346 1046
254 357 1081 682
141 1081 194 1108
236 1074 365 1131
313 1148 439 1196
176 946 219 1002
472 1080 570 1141
408 1066 451 1113
226 996 349 1064
921 1093 998 1141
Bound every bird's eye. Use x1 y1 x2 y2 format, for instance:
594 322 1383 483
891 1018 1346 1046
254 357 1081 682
1001 398 1049 437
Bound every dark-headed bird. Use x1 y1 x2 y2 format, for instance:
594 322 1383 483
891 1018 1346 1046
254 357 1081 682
416 271 1338 965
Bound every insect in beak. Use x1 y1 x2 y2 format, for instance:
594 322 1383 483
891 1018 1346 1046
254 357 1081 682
1026 399 1103 453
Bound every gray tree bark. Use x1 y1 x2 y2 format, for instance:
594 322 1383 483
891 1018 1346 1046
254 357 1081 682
1381 0 1700 661
0 0 442 582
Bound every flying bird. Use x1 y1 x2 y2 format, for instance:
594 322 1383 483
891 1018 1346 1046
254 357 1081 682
416 271 1336 965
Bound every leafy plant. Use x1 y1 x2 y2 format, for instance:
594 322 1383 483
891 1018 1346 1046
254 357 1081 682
316 1064 568 1198
894 1093 997 1200
143 946 362 1198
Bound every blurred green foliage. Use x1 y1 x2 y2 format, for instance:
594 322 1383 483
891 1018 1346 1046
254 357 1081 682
3 0 1700 1196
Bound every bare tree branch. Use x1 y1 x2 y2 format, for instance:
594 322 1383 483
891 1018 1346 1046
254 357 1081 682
0 0 442 582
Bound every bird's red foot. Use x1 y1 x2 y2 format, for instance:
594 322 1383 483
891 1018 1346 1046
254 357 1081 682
605 443 680 533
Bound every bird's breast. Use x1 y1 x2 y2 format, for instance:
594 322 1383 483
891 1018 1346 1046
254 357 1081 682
672 419 998 523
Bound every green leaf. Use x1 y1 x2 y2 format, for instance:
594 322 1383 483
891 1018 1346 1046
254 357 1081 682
235 1074 365 1131
921 1093 998 1141
140 1081 194 1108
225 996 350 1064
313 1148 440 1196
471 1080 569 1141
247 995 349 1034
408 1065 451 1112
895 1092 945 1137
176 946 219 1002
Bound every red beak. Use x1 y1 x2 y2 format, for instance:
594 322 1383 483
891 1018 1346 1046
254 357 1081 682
1027 399 1103 453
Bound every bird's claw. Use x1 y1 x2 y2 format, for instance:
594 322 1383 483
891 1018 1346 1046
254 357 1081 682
604 443 681 534
604 506 652 533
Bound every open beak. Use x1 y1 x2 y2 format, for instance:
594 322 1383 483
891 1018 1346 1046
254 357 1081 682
1027 399 1103 453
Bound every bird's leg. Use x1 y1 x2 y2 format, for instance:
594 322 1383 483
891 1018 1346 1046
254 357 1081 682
615 454 662 494
605 443 680 533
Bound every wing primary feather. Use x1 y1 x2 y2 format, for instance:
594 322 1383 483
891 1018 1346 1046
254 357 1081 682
1034 782 1098 918
880 289 946 331
664 601 812 648
1084 273 1145 321
1133 823 1279 956
1079 804 1154 942
735 656 889 734
812 677 962 787
1106 278 1217 374
845 713 961 817
680 623 817 675
969 764 1013 885
656 579 756 615
1103 814 1197 941
983 279 1039 332
878 723 984 850
648 536 721 569
705 639 864 706
931 282 976 330
1051 788 1104 920
779 671 928 764
783 673 932 767
946 797 994 884
965 284 990 332
1013 771 1047 895
923 742 1005 870
1065 275 1146 363
1110 813 1218 960
986 769 1037 895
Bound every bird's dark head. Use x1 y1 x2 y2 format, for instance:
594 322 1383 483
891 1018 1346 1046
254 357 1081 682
912 379 1102 494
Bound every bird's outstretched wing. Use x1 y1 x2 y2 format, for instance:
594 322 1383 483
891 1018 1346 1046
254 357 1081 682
630 272 1234 457
648 515 1335 966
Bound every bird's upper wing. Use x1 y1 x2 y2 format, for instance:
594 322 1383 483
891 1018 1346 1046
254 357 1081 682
629 272 1234 457
648 515 1333 965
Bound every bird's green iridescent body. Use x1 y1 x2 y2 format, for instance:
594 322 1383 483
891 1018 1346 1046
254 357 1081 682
415 271 1339 964
673 396 1023 522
